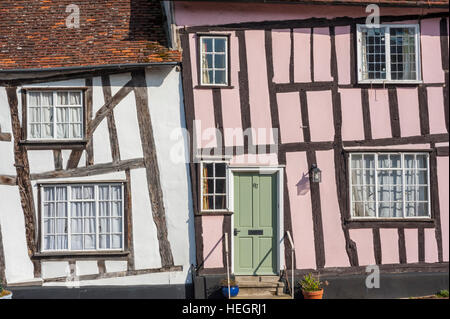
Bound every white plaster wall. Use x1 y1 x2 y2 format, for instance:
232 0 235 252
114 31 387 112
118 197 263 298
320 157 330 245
145 66 195 274
28 150 56 173
109 73 132 96
113 90 144 160
76 261 99 276
105 260 128 273
130 167 162 270
0 186 35 283
42 261 69 279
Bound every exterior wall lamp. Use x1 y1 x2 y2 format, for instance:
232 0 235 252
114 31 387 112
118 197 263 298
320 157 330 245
310 164 322 183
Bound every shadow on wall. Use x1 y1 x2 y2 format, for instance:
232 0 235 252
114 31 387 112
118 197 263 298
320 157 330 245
199 236 223 270
296 172 310 196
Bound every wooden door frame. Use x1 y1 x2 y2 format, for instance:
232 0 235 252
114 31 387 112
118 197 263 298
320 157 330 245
228 165 285 276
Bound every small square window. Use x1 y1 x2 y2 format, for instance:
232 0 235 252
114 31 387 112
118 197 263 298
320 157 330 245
199 36 229 86
200 161 228 211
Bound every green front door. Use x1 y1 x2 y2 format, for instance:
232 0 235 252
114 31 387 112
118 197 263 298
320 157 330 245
234 172 278 275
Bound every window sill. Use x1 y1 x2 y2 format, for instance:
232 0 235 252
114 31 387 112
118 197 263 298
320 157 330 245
195 210 234 216
357 80 423 85
19 140 87 150
194 85 234 90
345 218 435 228
32 250 130 260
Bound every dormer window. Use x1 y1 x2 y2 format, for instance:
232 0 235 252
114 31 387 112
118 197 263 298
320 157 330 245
199 36 229 86
357 24 421 83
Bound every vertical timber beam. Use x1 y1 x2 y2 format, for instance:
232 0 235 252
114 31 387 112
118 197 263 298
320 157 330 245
131 69 174 267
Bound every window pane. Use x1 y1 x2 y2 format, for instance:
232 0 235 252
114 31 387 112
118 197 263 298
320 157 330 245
361 27 386 80
112 218 122 233
44 219 54 234
364 186 376 202
214 38 226 52
405 203 416 217
363 155 375 169
71 235 83 250
392 202 403 218
30 107 41 123
57 92 69 105
351 154 362 168
391 185 403 201
215 70 226 84
203 163 214 178
111 202 122 217
69 92 81 105
405 170 415 185
111 185 122 200
56 124 69 138
417 186 428 201
417 170 428 185
56 202 67 217
83 202 95 217
44 203 55 217
203 179 214 195
352 186 363 201
365 202 376 217
84 235 96 250
56 107 69 122
56 187 67 201
417 203 429 216
416 155 427 169
353 202 364 217
84 218 96 234
30 124 41 138
72 186 82 200
215 163 226 177
201 38 213 52
112 235 122 249
99 235 110 249
390 27 417 80
378 186 390 202
378 154 389 168
351 169 363 185
378 202 392 217
215 195 227 210
405 186 416 202
365 170 375 185
405 154 415 168
41 92 53 106
71 202 83 217
71 218 83 233
56 235 68 250
99 186 110 200
390 154 401 168
215 54 226 68
99 202 110 216
215 179 226 194
83 186 94 200
29 92 40 107
202 196 213 210
99 218 110 234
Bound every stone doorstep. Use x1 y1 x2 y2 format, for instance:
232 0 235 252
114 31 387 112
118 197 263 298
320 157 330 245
231 293 292 300
235 276 286 296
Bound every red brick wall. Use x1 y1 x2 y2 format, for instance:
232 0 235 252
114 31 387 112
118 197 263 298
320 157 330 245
0 0 180 70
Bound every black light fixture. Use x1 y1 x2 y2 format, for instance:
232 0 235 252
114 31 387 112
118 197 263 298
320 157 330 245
310 164 322 183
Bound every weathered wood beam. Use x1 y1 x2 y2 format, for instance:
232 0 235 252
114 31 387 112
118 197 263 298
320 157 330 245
31 158 144 180
6 86 37 257
88 79 134 136
0 175 16 185
132 69 174 268
0 223 6 286
101 75 121 163
66 149 83 170
52 150 63 171
85 78 94 166
0 132 12 142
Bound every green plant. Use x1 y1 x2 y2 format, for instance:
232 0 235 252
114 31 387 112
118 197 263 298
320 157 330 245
437 290 449 298
299 273 328 292
220 279 237 287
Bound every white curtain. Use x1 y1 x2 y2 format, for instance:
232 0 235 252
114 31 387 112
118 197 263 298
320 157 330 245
44 187 68 250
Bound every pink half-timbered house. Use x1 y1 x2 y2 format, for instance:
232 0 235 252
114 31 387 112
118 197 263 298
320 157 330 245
171 0 449 298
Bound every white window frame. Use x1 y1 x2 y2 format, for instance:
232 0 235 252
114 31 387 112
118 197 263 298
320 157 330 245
349 152 431 220
200 160 229 212
199 35 229 87
356 24 422 84
27 90 84 141
40 183 125 253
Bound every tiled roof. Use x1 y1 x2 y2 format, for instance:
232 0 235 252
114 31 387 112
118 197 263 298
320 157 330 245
0 0 181 71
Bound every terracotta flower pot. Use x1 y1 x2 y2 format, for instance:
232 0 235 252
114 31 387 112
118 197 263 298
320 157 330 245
302 289 324 299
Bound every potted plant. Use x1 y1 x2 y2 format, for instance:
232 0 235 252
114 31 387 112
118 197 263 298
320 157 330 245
299 273 327 299
0 280 12 300
220 278 239 298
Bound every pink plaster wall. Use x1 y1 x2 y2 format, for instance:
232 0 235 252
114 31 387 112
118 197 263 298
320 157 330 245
313 28 332 82
397 88 421 137
335 26 351 85
368 89 391 139
245 30 274 145
293 28 311 83
317 150 350 267
193 90 217 149
272 29 291 84
437 156 449 262
202 216 224 268
420 18 445 83
339 88 365 141
424 228 439 263
276 92 304 144
427 87 447 135
174 2 441 27
307 90 334 142
221 32 244 147
285 151 316 269
231 152 278 166
349 229 375 266
404 229 419 264
380 228 399 264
